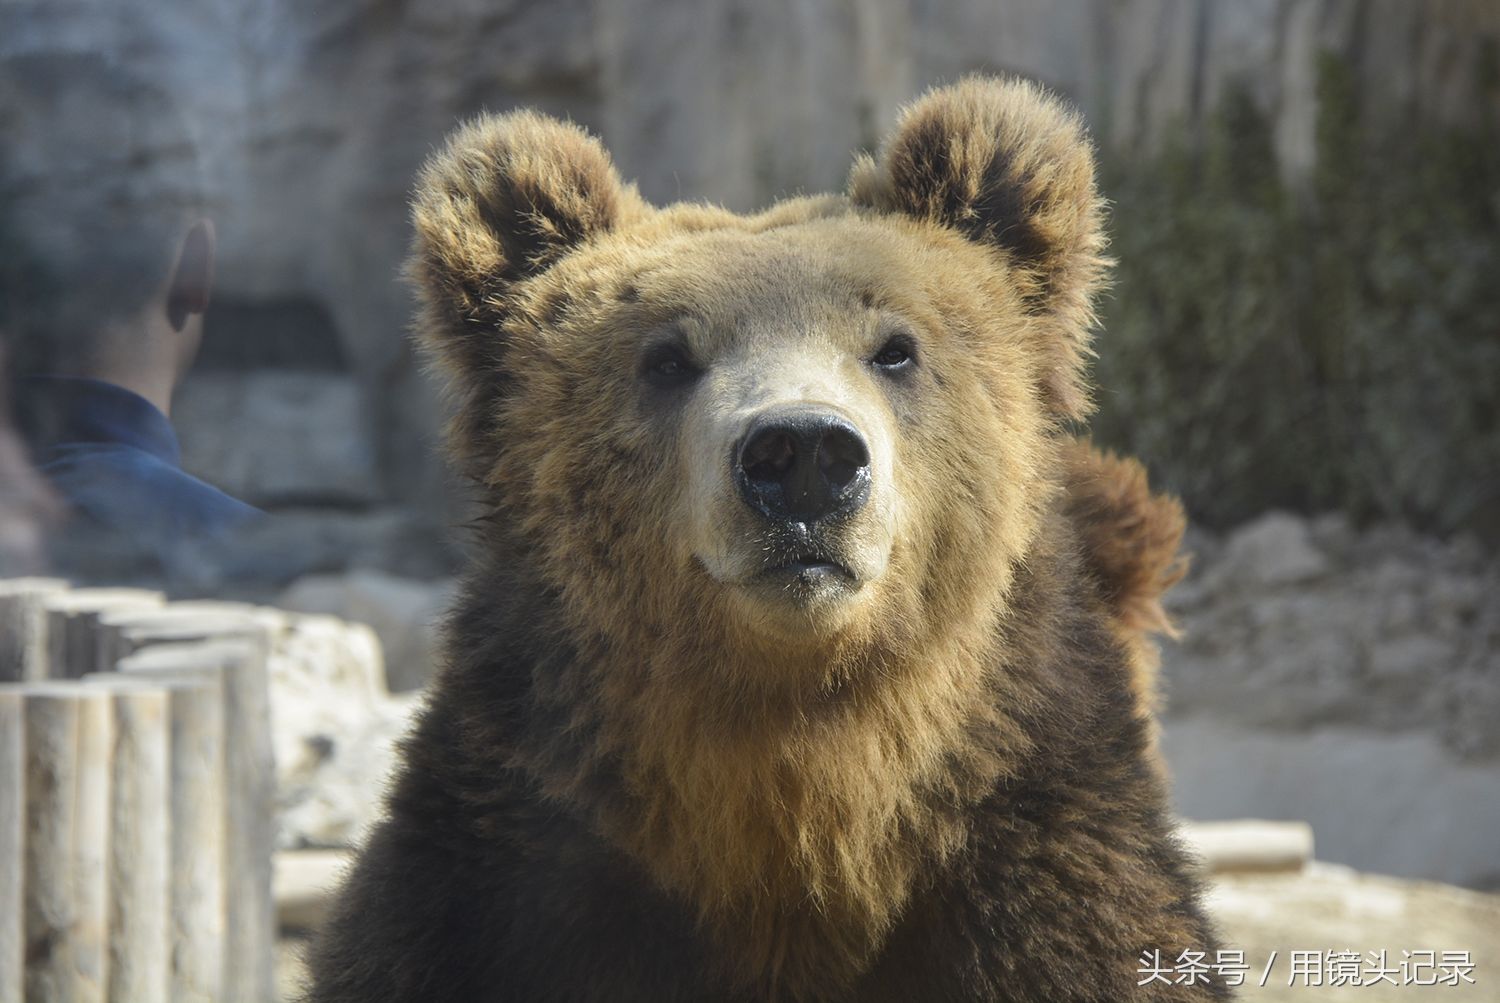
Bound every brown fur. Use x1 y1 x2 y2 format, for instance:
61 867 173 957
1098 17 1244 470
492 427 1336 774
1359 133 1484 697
309 77 1225 1003
1063 439 1189 715
849 77 1108 420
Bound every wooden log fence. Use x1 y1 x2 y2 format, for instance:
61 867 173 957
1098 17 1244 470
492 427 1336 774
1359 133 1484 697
0 579 68 684
0 581 278 1003
42 590 165 681
0 689 23 1003
99 667 224 1003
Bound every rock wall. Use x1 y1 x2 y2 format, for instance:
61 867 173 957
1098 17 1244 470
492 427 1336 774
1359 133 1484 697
4 1 1496 514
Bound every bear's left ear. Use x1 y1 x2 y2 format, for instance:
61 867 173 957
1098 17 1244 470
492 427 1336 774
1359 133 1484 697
849 77 1107 420
408 110 643 384
409 111 644 475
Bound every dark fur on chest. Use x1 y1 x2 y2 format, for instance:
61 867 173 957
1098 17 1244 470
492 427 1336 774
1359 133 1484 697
305 528 1229 1003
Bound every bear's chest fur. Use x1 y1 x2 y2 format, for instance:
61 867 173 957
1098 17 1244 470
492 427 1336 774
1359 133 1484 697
345 515 1215 1002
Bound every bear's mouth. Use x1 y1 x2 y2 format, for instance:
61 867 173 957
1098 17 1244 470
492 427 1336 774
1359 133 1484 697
744 522 862 591
758 553 856 584
704 523 869 609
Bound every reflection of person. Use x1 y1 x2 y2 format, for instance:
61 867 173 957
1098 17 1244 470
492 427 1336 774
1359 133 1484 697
0 53 259 575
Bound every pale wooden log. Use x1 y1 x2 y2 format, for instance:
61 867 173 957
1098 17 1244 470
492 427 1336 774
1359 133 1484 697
22 682 111 1003
119 635 275 1003
92 607 271 678
0 688 23 1003
203 637 275 1003
1179 819 1315 874
273 848 351 932
0 578 68 682
42 589 163 680
107 656 226 1003
162 600 262 617
81 677 170 1003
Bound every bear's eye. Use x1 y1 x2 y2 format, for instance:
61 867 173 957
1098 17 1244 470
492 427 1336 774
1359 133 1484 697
641 342 700 390
871 335 917 372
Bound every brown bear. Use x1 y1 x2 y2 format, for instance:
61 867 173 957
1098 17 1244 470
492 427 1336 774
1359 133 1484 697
307 77 1229 1002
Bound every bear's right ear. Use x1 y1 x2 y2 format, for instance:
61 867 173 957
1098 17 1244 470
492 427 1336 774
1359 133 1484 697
849 77 1107 420
408 111 641 387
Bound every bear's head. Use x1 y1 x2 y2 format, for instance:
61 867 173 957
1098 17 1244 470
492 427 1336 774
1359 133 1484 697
412 77 1105 689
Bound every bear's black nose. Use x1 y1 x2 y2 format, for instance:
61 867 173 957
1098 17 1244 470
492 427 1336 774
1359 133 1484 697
735 410 871 524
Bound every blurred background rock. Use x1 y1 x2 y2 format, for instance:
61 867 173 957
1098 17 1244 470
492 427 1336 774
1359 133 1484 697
1 0 1496 909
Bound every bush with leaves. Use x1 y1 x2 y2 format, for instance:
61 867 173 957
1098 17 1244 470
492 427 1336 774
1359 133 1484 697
1094 51 1500 540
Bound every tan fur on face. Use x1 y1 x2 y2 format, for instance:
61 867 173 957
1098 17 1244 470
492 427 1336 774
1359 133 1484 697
409 78 1115 997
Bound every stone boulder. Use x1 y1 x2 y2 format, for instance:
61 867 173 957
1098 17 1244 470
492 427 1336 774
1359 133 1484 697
278 570 455 691
263 609 421 849
1207 862 1497 1001
1207 511 1330 591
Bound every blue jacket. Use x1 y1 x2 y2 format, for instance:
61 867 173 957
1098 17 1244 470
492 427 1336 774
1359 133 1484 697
16 375 262 572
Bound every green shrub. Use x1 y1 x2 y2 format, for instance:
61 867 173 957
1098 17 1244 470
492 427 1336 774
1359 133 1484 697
1094 50 1500 539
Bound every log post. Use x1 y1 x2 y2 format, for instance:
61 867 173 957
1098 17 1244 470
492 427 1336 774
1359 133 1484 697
80 677 170 1003
0 687 22 1003
42 589 163 680
106 658 227 1003
0 578 68 682
92 606 275 678
21 683 111 1003
118 635 275 1003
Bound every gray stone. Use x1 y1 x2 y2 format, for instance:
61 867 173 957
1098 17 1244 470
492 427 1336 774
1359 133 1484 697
1206 861 1500 1001
1162 510 1500 754
1307 512 1356 560
262 609 423 848
1429 575 1483 619
278 571 455 691
174 372 380 507
1379 590 1421 634
1214 511 1330 590
1367 635 1456 679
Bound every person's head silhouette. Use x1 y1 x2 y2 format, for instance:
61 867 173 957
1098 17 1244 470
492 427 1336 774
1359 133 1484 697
1 51 214 407
0 51 257 577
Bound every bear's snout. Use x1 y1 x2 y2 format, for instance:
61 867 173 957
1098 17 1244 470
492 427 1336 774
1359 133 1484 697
734 408 871 525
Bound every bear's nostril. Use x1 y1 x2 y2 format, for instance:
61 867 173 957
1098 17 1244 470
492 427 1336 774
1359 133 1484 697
817 426 870 494
743 430 797 484
736 411 871 524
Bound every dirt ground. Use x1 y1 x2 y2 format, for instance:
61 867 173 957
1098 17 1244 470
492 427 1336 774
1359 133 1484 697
1204 863 1497 1002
